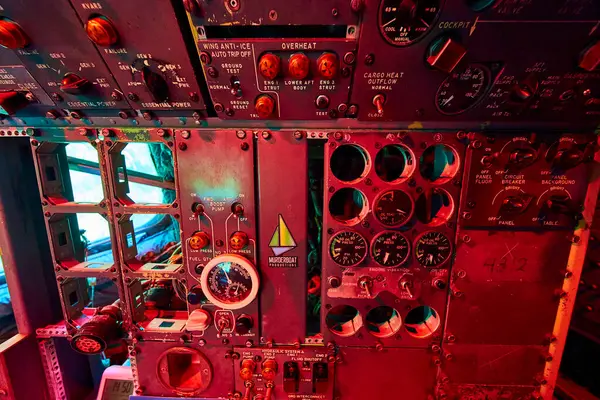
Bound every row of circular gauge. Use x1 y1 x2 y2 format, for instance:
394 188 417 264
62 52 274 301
330 186 455 228
331 143 460 185
329 229 453 269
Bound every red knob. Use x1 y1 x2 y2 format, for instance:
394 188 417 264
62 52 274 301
317 52 338 79
258 53 281 80
0 18 28 49
255 94 275 118
85 16 119 47
288 53 310 80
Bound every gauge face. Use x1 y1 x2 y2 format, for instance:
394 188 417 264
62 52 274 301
374 189 414 227
414 231 452 268
436 64 491 115
378 0 441 46
200 254 259 309
371 231 410 267
329 231 368 267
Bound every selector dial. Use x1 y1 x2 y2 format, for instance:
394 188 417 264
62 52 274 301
199 254 259 310
371 231 410 267
378 0 441 47
329 230 368 267
414 231 452 268
546 140 590 171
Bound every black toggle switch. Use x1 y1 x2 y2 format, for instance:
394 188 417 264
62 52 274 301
312 362 328 394
283 362 300 393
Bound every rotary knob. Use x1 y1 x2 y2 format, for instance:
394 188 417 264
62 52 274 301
258 53 281 80
141 66 169 103
508 148 537 169
60 73 91 95
288 53 310 80
255 94 275 118
426 37 467 73
235 314 254 335
317 52 338 79
85 16 119 46
0 18 29 49
499 194 533 216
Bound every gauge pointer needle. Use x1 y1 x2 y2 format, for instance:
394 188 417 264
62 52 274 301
382 17 396 28
383 252 390 264
223 269 232 285
442 95 454 107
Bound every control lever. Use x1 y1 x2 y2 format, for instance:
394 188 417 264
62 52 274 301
358 276 373 297
399 278 414 298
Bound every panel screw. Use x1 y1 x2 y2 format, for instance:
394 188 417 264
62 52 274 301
293 131 304 140
178 142 187 151
343 52 356 65
331 7 339 16
127 93 138 101
333 131 343 141
207 67 218 78
118 111 129 119
364 53 375 65
51 93 63 102
199 51 212 64
214 103 224 112
45 110 59 120
341 67 351 78
156 129 166 137
268 10 278 20
337 103 348 113
261 131 271 140
467 200 476 208
181 130 191 139
225 108 234 116
240 142 249 151
142 111 154 121
71 111 82 119
31 138 40 146
347 104 358 116
236 130 246 139
456 131 467 140
462 235 471 243
472 140 482 149
446 334 456 343
78 128 89 136
101 128 113 137
111 91 122 101
328 109 338 119
461 212 471 220
216 239 224 247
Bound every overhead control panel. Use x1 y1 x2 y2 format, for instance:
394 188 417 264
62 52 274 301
0 0 130 117
185 0 362 26
198 39 357 120
351 0 600 123
68 0 207 117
